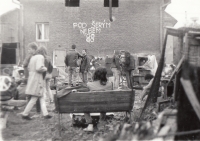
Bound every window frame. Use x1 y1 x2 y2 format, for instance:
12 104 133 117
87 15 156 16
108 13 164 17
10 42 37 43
104 0 119 7
65 0 80 7
36 23 49 42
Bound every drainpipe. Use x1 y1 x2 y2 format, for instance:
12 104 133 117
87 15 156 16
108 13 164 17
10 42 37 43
109 0 113 22
12 0 24 64
0 39 2 70
160 1 171 51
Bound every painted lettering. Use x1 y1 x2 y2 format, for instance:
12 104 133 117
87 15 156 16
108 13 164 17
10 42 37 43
73 20 111 43
73 23 77 28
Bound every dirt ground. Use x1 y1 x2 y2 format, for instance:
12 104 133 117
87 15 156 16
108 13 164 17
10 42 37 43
1 90 144 141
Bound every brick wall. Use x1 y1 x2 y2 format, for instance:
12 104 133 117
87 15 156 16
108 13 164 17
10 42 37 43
21 0 161 59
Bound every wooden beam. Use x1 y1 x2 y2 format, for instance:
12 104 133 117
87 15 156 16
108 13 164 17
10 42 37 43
165 26 184 37
180 78 200 121
167 55 184 86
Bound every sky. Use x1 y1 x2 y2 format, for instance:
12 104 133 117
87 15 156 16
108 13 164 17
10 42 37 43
0 0 19 16
165 0 200 27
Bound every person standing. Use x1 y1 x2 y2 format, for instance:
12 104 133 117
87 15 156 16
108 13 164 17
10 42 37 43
80 49 90 84
111 50 121 89
23 42 38 81
22 46 52 120
119 51 135 88
44 54 54 103
64 44 82 87
23 42 41 113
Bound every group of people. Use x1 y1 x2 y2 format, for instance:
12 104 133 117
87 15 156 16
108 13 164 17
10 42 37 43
64 45 113 131
64 45 134 90
64 45 90 86
21 42 53 120
18 43 165 131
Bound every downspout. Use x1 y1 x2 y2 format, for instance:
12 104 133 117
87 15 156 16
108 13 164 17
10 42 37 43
160 1 171 51
109 0 113 22
12 0 24 64
0 18 2 67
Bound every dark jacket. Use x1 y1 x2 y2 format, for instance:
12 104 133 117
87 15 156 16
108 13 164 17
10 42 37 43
44 56 53 73
43 56 53 79
80 55 90 73
111 55 121 70
120 53 135 72
64 49 81 67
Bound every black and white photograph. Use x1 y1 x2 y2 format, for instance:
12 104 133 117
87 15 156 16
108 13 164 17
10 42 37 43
0 0 200 140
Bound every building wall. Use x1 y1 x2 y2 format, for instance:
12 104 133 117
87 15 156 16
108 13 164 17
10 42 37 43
0 9 20 71
21 0 161 59
0 9 20 62
0 9 19 43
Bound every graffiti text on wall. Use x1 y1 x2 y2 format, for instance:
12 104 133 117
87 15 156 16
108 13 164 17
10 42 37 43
73 20 111 43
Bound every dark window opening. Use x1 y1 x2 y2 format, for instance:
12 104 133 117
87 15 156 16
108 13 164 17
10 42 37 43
1 43 17 64
65 0 80 7
104 0 118 7
138 57 148 66
164 0 171 4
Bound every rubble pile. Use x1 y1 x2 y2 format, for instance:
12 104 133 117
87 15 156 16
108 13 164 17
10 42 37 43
99 108 177 141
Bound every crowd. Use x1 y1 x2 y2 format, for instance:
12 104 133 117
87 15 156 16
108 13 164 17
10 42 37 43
1 42 174 133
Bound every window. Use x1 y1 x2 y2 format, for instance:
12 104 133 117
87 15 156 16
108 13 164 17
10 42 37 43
104 0 118 7
65 0 80 7
1 43 17 64
36 23 49 41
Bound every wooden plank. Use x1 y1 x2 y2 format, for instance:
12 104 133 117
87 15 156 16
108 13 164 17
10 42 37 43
59 95 131 102
59 106 131 113
158 125 171 136
56 90 135 113
58 90 133 103
188 31 200 37
167 56 184 86
59 103 131 109
56 91 134 113
152 125 171 141
165 27 184 37
58 100 130 105
62 94 132 101
180 78 200 121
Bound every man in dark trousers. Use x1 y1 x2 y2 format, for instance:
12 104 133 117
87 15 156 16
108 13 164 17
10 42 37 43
80 49 90 84
111 50 121 89
119 51 135 89
65 44 82 87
